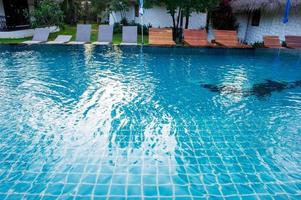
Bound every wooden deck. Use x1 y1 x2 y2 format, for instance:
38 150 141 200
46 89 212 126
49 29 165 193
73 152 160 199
285 36 301 49
149 28 176 46
263 36 282 48
183 29 212 47
213 30 251 48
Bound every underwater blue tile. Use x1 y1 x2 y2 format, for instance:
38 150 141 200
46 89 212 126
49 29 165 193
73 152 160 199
96 174 112 184
100 165 114 174
273 194 290 200
259 173 276 183
94 197 107 200
128 174 141 184
143 185 158 197
85 165 99 173
206 185 222 196
19 173 38 182
61 184 77 195
174 185 190 196
235 184 255 195
203 174 217 185
42 195 59 200
172 175 188 185
59 195 76 200
224 196 240 200
0 182 12 193
66 174 81 184
289 194 301 200
23 194 42 200
157 175 172 185
81 174 97 184
78 184 94 196
74 196 91 200
231 174 249 184
281 183 299 194
189 185 206 196
175 198 192 200
111 175 127 184
256 195 273 200
107 197 127 200
45 183 64 195
0 194 7 199
265 183 284 194
158 185 173 196
245 174 260 183
110 185 126 196
207 196 224 200
51 173 67 183
6 194 24 200
250 183 267 194
127 198 143 200
240 195 258 200
217 174 232 184
220 184 238 196
127 185 141 196
143 175 157 185
70 165 85 173
94 184 109 196
28 183 47 194
13 182 32 193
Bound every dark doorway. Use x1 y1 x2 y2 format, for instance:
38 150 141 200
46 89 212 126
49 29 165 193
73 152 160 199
3 0 29 30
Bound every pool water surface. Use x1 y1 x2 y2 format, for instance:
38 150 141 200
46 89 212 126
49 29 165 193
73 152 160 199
0 45 301 199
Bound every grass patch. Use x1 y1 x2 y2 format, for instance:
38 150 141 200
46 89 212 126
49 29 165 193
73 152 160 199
0 24 148 45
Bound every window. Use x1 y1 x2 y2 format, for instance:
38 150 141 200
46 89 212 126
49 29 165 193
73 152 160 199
135 4 139 17
251 10 261 26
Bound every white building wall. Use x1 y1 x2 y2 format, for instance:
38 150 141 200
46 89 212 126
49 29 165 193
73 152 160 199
236 14 249 42
0 0 5 16
236 8 301 44
110 5 207 29
109 7 136 25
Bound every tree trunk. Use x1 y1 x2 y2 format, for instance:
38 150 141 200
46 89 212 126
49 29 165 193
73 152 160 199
175 8 182 42
185 14 189 29
206 11 211 31
171 14 176 40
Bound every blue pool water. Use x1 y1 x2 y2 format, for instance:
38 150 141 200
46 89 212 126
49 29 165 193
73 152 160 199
0 45 301 199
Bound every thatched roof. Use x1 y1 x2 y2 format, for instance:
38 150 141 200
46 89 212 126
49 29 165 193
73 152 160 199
231 0 301 12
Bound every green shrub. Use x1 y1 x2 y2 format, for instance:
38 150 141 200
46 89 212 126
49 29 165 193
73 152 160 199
26 0 64 28
113 20 152 35
211 1 238 30
252 42 264 48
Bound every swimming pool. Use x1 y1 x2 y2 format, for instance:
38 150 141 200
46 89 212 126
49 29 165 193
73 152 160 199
0 45 301 199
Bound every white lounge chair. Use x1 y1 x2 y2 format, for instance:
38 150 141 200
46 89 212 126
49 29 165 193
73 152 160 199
22 28 50 44
93 25 113 45
68 24 91 44
121 26 138 45
47 35 72 44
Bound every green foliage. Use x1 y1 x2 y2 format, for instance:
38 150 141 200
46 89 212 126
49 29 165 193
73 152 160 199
108 0 131 19
27 0 64 28
144 0 219 41
90 0 110 23
252 41 264 48
61 0 81 24
211 1 238 30
113 21 151 35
